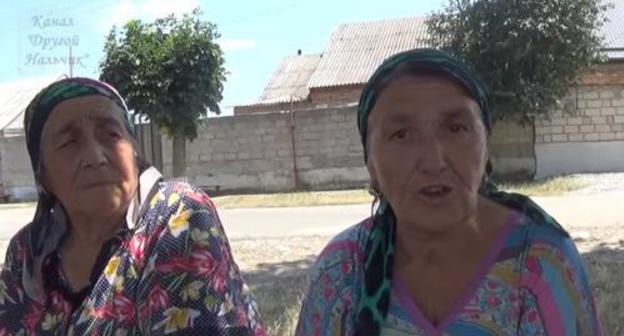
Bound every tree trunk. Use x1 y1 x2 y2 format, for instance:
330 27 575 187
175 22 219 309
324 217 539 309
150 121 163 171
172 132 187 178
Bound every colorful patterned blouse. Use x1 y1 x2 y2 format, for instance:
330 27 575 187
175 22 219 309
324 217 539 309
0 168 266 335
296 211 603 336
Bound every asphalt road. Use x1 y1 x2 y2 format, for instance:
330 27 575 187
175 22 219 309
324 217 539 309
1 191 622 242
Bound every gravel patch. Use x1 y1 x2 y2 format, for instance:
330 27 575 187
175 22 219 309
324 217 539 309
576 173 624 194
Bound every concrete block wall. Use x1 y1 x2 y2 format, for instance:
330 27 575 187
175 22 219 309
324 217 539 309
536 86 624 143
489 118 535 180
0 106 539 200
293 107 368 190
161 106 369 194
162 112 296 194
534 85 624 178
165 105 534 192
2 84 622 199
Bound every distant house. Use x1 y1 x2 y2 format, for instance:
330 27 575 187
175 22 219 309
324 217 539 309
234 17 429 114
236 4 624 179
236 8 624 115
0 75 166 201
0 77 62 137
0 76 64 200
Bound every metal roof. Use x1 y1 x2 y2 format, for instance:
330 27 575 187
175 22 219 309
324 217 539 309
307 8 624 89
0 77 61 134
239 6 624 108
307 17 429 89
603 0 624 59
256 53 322 104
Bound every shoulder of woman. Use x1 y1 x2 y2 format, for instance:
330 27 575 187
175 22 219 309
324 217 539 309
517 212 577 254
144 181 216 215
516 213 590 287
515 211 601 334
135 181 220 242
310 218 372 284
296 219 372 334
3 222 36 268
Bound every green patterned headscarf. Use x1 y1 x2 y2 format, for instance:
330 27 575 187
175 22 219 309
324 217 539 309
23 76 134 225
354 49 568 335
24 77 133 174
358 49 493 162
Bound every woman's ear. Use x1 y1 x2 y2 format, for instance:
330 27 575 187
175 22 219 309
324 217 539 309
36 168 52 198
130 140 146 173
367 160 381 195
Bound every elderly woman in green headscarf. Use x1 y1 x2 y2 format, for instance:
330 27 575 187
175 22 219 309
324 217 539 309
296 49 603 335
0 77 266 335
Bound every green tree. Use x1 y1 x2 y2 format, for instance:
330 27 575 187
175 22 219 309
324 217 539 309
100 8 226 177
427 0 610 123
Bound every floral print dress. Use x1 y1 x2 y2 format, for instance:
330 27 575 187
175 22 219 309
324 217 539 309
296 211 604 336
0 168 266 335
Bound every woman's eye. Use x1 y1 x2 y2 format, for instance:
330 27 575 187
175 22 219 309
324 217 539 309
104 129 122 139
59 139 76 149
390 129 409 141
449 123 468 133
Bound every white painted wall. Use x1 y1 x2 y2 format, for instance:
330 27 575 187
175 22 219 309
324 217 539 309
535 141 624 178
0 134 37 201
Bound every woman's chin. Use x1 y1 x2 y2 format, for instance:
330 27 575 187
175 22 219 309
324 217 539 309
400 203 473 233
76 188 128 215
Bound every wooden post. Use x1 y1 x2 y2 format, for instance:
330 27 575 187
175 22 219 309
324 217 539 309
289 98 299 191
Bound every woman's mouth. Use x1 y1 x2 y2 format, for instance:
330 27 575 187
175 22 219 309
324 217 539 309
418 185 453 205
82 181 116 189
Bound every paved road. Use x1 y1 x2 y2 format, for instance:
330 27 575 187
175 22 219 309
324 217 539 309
1 191 622 242
0 203 369 241
220 191 624 238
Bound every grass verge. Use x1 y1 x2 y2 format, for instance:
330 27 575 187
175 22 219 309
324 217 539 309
213 175 592 209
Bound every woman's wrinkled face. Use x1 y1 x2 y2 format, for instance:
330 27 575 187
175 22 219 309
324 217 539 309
367 76 488 232
40 95 138 220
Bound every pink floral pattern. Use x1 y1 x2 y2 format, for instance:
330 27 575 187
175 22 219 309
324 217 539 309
296 215 604 335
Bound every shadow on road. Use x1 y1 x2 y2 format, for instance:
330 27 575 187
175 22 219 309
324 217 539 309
582 244 624 336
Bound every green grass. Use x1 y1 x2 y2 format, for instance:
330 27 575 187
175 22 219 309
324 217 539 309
499 175 591 196
251 274 307 335
0 175 595 211
0 202 36 210
582 248 624 335
212 175 592 209
213 190 373 209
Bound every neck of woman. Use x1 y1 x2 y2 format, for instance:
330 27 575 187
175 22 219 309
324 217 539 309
64 212 126 253
394 197 506 268
395 217 480 268
56 213 126 292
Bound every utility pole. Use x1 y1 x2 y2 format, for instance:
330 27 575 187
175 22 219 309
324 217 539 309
69 46 73 77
